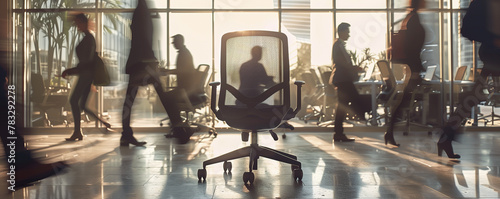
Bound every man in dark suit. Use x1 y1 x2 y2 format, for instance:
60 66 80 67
121 0 193 146
331 22 365 142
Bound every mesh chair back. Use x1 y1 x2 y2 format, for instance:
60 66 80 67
219 31 290 108
215 31 292 130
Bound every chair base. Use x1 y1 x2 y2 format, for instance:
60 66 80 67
197 130 302 184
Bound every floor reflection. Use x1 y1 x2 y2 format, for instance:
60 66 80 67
1 131 500 198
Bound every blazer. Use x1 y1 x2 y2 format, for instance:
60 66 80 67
125 0 157 75
331 39 357 85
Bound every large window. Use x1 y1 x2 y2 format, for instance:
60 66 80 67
10 0 477 128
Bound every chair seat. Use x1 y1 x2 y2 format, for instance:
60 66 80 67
218 105 292 131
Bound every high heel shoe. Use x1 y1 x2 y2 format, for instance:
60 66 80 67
120 135 146 146
103 122 116 132
65 131 84 141
384 133 400 147
437 134 460 159
103 122 111 129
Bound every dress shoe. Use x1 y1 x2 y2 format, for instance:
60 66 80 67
65 130 84 141
120 135 146 146
384 132 400 147
333 134 355 142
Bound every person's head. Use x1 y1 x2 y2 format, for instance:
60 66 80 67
337 22 351 41
172 34 184 49
409 0 425 10
72 13 89 32
251 46 262 61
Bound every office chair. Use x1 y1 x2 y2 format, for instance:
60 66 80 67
31 73 69 127
160 64 217 136
197 30 304 184
301 68 325 123
376 60 430 135
317 65 337 126
478 76 500 126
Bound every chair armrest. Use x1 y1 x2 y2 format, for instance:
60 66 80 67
209 82 220 114
293 80 305 114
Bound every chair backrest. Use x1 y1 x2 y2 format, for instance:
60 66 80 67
392 64 406 81
377 60 397 92
196 64 211 93
31 73 46 104
317 65 336 96
455 66 467 81
216 30 291 130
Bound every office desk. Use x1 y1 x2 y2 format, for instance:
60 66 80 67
354 81 383 126
420 80 476 125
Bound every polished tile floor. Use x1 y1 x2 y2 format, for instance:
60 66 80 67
1 129 500 199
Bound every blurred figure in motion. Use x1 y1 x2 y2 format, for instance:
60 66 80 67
438 0 500 159
62 13 111 141
384 0 426 147
121 0 194 146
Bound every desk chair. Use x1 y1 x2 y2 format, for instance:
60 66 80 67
301 68 325 123
317 65 337 126
189 64 217 134
376 60 400 126
160 64 217 136
479 76 500 126
31 73 69 127
197 31 304 184
376 60 430 135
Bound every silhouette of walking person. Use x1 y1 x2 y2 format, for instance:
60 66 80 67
331 22 365 142
121 0 193 146
62 13 111 141
384 0 426 147
437 0 500 158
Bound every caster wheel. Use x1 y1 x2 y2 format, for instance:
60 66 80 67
197 169 207 182
223 161 232 173
282 134 286 139
214 131 218 138
403 132 408 136
243 172 254 184
293 169 303 181
270 131 278 141
242 132 249 142
160 123 163 127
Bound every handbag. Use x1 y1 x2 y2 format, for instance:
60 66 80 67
390 30 407 62
93 53 111 86
389 14 411 63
